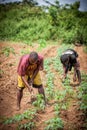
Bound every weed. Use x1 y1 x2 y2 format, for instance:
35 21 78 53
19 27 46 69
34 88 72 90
44 117 64 130
78 73 87 112
32 94 45 111
18 122 35 130
45 72 55 100
1 46 15 57
77 73 87 129
4 109 36 124
21 48 30 55
37 39 47 51
0 69 4 78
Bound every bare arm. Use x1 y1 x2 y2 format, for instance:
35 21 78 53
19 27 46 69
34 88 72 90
63 65 68 79
29 68 39 84
32 68 39 80
21 76 33 93
31 58 43 83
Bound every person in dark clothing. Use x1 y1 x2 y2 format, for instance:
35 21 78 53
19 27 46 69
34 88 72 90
60 49 81 84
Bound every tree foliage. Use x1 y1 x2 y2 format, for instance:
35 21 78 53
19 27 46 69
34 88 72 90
0 0 87 45
23 0 38 6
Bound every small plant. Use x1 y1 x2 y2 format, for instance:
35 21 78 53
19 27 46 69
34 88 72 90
78 73 87 112
55 90 66 102
18 122 35 130
45 72 55 100
32 94 45 111
62 77 70 86
44 58 52 72
1 46 15 57
4 109 36 124
21 48 30 55
54 103 67 116
54 104 61 115
44 117 64 130
37 39 47 51
54 91 68 116
77 73 87 130
0 69 4 78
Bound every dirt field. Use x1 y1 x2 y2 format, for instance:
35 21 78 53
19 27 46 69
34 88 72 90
0 41 87 130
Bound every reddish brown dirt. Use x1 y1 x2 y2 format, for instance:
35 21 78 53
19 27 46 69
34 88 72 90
0 42 87 130
74 46 87 72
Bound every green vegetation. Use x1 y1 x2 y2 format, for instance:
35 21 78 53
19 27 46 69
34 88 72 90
4 109 36 124
21 48 30 55
4 109 36 129
0 69 4 78
18 122 35 130
43 44 75 129
2 43 87 129
0 1 87 46
1 46 15 56
1 1 87 129
37 39 47 51
44 117 64 130
32 94 45 111
77 73 87 129
78 73 87 112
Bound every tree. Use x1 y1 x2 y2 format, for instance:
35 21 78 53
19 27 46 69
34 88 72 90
23 0 38 6
70 1 80 10
43 0 60 8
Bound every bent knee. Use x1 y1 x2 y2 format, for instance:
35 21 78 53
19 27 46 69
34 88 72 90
33 84 42 88
17 87 24 91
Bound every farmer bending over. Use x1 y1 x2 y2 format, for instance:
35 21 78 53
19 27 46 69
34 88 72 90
60 49 81 84
17 51 46 110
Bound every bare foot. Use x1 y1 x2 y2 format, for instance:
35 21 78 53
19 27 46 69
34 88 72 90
45 103 50 107
73 77 76 82
16 105 20 111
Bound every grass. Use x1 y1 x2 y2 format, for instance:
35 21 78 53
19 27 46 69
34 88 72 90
1 46 15 57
